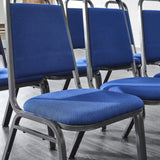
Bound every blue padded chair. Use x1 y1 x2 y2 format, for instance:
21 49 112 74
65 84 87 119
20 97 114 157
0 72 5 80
2 2 146 160
99 0 160 138
140 6 160 77
66 0 140 89
0 34 50 128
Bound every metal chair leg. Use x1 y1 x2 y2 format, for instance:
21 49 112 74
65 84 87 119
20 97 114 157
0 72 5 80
48 126 56 150
63 78 71 90
122 107 146 139
134 113 147 160
2 88 19 127
122 118 134 139
103 70 112 83
95 72 102 89
2 115 21 160
69 131 85 159
40 79 50 94
48 121 67 160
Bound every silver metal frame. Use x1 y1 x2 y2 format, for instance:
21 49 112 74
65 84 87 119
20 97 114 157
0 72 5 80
2 0 146 159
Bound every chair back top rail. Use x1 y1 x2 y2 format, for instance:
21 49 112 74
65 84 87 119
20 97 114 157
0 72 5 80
4 0 81 113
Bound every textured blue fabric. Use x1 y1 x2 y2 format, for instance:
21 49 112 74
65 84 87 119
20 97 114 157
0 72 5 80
125 11 134 44
68 8 85 49
101 77 160 100
154 73 160 78
88 8 133 68
134 53 141 64
0 68 43 87
143 10 160 63
11 4 75 79
24 89 143 125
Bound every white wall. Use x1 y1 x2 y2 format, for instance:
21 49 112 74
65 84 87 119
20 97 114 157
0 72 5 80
0 0 5 24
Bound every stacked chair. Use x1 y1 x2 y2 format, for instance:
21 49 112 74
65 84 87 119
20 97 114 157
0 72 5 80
2 0 146 160
99 0 160 138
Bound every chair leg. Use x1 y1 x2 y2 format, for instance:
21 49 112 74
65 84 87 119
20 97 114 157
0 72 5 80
95 72 102 89
101 71 112 132
103 70 112 83
69 131 85 159
122 118 134 139
134 113 147 160
40 79 50 94
2 88 19 128
48 121 67 160
2 115 21 160
63 78 71 90
47 126 56 150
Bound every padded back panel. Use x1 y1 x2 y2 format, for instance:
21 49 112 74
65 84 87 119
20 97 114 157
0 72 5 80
88 8 133 68
11 4 75 79
125 11 134 44
68 8 85 48
143 10 160 62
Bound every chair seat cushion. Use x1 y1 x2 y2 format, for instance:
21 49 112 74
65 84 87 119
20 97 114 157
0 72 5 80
101 77 160 100
154 72 160 78
23 89 143 125
0 68 43 87
134 53 141 64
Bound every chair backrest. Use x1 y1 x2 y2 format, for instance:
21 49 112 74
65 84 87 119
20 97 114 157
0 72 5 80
66 0 94 49
105 0 135 48
10 4 75 79
68 8 85 48
88 8 133 68
142 10 160 63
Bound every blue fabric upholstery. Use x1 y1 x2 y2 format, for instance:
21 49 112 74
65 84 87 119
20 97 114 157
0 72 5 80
11 4 75 79
101 77 160 100
134 53 141 64
24 89 143 125
143 10 160 63
0 68 43 87
88 8 133 68
125 11 134 45
154 73 160 78
68 8 85 49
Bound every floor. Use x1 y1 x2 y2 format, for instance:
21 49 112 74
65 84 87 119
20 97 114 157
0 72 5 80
0 49 160 160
